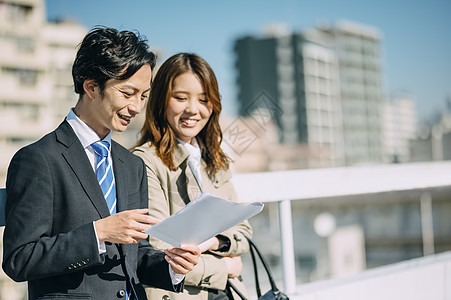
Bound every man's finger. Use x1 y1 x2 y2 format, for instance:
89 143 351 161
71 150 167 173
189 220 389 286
165 248 199 268
132 222 152 233
129 213 161 225
124 208 149 215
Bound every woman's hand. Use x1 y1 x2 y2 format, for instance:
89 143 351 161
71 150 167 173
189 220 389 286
224 256 242 278
198 237 220 253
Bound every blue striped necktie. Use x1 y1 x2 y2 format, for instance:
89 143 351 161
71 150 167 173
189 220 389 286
91 141 117 215
92 141 130 298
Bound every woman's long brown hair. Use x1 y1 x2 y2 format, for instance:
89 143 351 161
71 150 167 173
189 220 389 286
134 53 229 177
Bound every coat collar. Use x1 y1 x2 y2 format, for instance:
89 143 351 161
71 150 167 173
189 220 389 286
173 142 190 168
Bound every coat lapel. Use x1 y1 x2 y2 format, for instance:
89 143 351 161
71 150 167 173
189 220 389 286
186 164 202 202
56 121 111 219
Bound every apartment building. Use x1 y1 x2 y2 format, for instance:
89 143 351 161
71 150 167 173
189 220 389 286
234 20 385 168
318 21 385 165
234 25 344 168
382 94 417 163
0 0 86 186
0 3 85 297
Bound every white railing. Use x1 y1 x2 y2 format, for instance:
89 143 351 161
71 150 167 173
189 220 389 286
3 161 451 297
232 161 451 297
296 250 451 299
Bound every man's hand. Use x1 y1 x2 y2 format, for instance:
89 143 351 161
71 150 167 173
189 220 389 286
94 209 160 244
165 244 201 275
224 256 242 278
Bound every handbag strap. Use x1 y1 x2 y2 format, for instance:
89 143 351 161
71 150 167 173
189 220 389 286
227 279 248 300
227 237 283 300
247 237 280 297
248 238 261 297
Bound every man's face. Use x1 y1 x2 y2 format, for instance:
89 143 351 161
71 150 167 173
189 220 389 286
89 64 151 138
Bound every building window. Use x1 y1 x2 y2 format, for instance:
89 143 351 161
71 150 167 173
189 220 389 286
5 2 33 23
16 36 35 53
4 102 39 122
2 67 38 86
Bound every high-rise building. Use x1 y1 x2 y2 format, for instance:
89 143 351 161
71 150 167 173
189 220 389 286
317 21 384 166
43 19 88 124
234 20 385 168
382 94 417 163
0 0 50 187
411 95 451 163
234 26 344 168
297 28 344 167
0 0 86 186
234 27 300 145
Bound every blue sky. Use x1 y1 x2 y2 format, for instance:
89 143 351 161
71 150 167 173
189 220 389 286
46 0 451 123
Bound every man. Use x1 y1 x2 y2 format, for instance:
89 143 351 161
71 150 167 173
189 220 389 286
2 27 200 299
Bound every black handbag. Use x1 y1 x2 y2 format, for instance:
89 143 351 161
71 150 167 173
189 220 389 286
228 237 289 300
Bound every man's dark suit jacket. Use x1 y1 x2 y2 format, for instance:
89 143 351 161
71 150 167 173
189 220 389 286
2 121 182 299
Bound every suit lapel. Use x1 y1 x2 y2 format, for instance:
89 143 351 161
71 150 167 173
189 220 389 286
111 142 128 213
56 121 111 219
110 142 135 259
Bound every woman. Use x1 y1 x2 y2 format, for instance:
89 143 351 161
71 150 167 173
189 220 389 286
133 53 252 300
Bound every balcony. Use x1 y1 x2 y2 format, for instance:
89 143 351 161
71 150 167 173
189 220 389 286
0 109 53 138
0 39 48 70
0 75 51 104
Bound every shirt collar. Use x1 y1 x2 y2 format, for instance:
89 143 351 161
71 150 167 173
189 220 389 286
66 108 112 149
178 139 201 159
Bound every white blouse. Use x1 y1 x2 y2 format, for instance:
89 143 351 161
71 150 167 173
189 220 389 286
178 139 202 187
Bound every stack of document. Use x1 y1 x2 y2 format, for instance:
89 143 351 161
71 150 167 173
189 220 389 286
145 192 263 247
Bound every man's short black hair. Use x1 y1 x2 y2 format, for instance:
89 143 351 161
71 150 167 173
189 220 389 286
72 27 156 96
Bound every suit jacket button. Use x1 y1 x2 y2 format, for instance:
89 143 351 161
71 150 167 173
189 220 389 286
162 296 170 300
117 289 126 298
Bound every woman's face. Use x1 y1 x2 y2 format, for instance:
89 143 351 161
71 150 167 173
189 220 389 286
166 72 213 144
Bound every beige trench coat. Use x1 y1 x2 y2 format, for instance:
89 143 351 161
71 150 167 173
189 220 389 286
133 142 252 300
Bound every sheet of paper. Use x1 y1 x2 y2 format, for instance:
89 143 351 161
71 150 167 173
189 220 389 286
145 192 263 247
